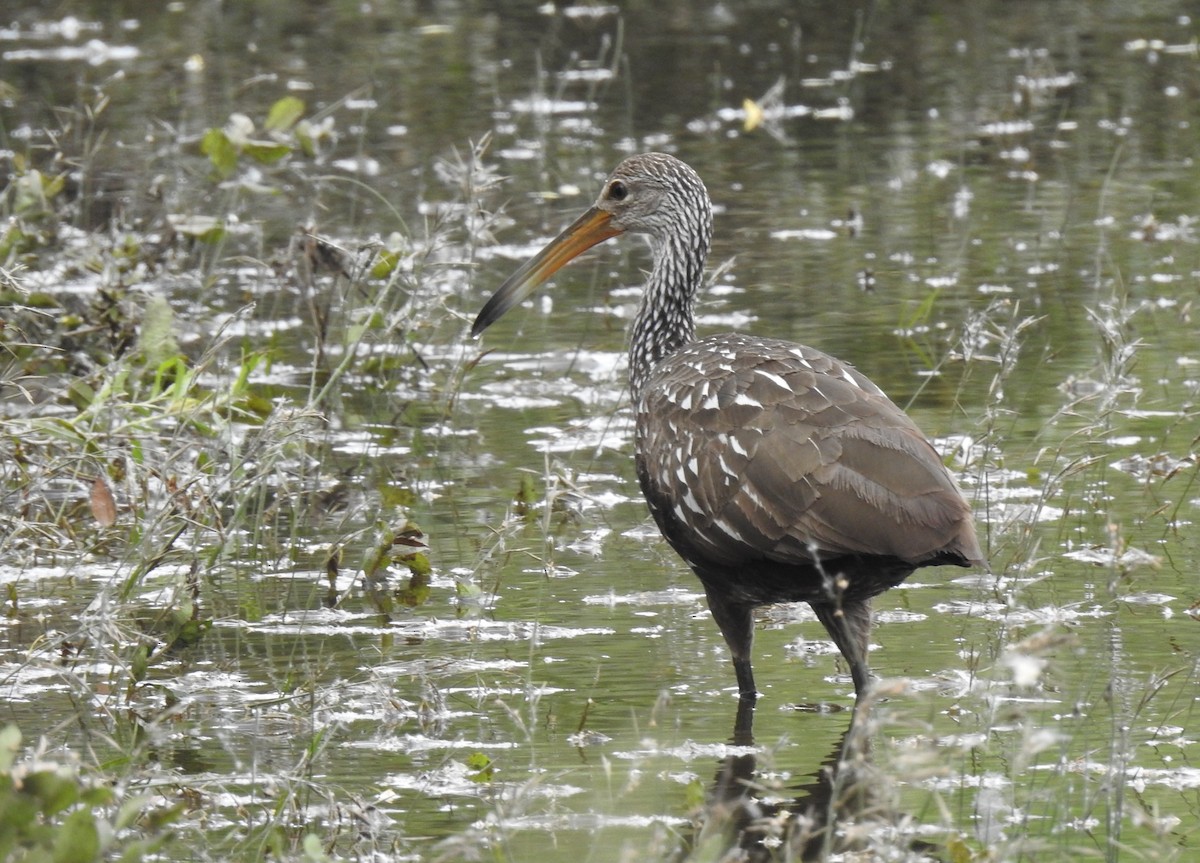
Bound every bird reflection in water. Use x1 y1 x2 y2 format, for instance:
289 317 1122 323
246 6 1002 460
672 689 936 862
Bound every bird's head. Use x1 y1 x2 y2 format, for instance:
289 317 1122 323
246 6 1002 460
471 153 711 338
594 152 710 240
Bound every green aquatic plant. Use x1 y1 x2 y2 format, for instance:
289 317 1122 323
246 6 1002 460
199 96 328 180
0 725 178 862
0 163 66 260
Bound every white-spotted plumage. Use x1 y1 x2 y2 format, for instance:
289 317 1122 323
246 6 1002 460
637 332 973 573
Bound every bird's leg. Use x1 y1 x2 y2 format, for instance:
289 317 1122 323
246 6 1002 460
811 598 873 699
703 587 758 702
733 656 757 703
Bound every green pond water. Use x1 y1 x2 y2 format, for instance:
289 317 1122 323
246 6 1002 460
1 1 1197 860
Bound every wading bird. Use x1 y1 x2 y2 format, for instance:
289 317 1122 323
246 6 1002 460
473 153 982 706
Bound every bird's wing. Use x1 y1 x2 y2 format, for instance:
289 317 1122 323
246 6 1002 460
636 335 976 568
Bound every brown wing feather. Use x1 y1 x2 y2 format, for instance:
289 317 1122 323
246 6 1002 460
636 333 981 569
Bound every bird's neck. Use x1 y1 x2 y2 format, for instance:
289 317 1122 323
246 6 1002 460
629 226 710 400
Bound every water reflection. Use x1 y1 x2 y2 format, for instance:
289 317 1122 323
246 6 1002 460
676 695 922 862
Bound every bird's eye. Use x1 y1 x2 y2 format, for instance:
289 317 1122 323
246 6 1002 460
607 180 628 201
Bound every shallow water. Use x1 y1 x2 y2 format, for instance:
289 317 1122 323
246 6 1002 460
2 1 1198 860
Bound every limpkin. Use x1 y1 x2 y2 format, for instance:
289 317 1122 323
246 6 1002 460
473 153 982 705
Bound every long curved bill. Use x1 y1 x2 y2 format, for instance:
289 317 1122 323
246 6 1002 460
472 206 623 338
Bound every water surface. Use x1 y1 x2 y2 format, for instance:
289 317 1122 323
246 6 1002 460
1 1 1197 860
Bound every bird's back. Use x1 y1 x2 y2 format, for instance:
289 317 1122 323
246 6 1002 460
634 333 982 591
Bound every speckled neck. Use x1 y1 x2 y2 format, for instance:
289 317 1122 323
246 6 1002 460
628 177 712 401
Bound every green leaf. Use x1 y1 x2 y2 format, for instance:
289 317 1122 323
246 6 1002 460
401 551 432 579
0 221 28 260
53 808 100 863
946 836 975 863
241 140 292 164
370 248 400 279
23 291 61 310
683 776 706 810
379 484 416 508
230 393 274 420
232 351 264 396
42 172 66 200
264 96 305 132
23 770 79 815
130 645 150 683
0 790 39 853
465 752 494 782
200 127 238 178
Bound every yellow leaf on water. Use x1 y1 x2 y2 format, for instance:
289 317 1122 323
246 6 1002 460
743 98 764 132
90 476 117 527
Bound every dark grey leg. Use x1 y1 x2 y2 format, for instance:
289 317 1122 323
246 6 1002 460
812 598 873 699
704 588 758 702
